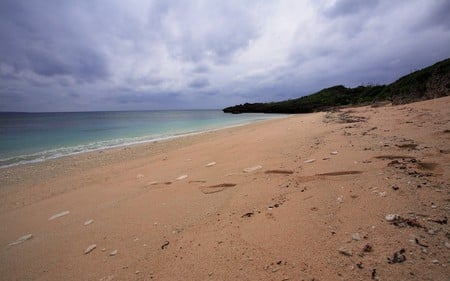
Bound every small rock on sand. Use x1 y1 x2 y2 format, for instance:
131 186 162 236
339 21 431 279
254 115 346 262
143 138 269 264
9 234 33 246
176 175 188 180
338 247 353 256
48 210 70 221
84 244 97 254
385 214 399 222
206 162 216 167
148 181 158 185
109 249 118 256
352 233 361 241
304 159 316 163
379 191 387 197
83 219 94 226
243 165 262 173
330 151 339 155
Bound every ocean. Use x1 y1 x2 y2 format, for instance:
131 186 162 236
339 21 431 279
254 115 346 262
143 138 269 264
0 110 285 168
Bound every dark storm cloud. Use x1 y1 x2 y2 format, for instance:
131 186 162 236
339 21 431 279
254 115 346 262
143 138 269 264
0 1 110 83
155 1 260 64
26 47 109 82
324 0 379 17
0 1 449 112
418 0 450 30
192 65 210 74
188 78 209 89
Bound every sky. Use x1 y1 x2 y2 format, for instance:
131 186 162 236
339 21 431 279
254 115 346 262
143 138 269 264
0 0 449 112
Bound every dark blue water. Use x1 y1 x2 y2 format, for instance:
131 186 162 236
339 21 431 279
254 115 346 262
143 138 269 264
0 110 285 167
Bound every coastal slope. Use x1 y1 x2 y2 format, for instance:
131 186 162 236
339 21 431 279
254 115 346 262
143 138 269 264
223 58 450 114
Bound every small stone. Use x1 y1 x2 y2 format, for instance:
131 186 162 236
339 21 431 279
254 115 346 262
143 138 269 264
337 195 344 203
385 214 399 222
148 181 158 185
100 275 115 281
101 248 106 252
9 234 33 246
431 204 437 209
432 259 439 264
84 244 97 254
84 219 94 226
48 210 70 221
243 165 262 173
428 229 436 235
352 233 361 241
338 247 353 256
379 191 387 197
135 271 140 274
330 151 339 155
109 249 118 256
208 272 213 276
176 175 188 180
421 247 428 253
444 242 450 248
304 159 316 163
206 162 216 167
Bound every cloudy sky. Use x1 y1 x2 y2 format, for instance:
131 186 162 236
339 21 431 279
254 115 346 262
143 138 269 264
1 0 449 112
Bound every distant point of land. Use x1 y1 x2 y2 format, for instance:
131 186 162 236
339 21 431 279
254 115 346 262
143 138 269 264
223 58 450 114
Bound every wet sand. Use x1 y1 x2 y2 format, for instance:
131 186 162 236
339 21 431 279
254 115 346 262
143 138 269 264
1 97 449 280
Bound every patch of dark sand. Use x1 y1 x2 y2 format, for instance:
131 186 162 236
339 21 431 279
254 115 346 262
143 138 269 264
416 162 438 170
265 170 294 174
199 183 236 194
396 143 418 150
375 155 416 160
317 171 363 176
296 171 363 183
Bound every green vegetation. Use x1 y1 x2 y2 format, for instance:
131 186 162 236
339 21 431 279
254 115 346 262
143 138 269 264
223 58 450 114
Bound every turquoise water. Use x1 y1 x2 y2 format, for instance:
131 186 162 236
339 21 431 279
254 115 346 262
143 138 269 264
0 110 285 167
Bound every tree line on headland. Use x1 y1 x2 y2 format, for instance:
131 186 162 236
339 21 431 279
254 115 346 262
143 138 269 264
223 58 450 114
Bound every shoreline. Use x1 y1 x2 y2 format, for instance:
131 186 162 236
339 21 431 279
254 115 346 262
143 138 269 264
0 114 288 169
1 97 449 280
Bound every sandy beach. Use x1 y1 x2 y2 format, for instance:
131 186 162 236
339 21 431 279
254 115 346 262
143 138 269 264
0 97 449 280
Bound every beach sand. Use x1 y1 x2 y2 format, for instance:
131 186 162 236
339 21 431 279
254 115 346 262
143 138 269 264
0 97 449 280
